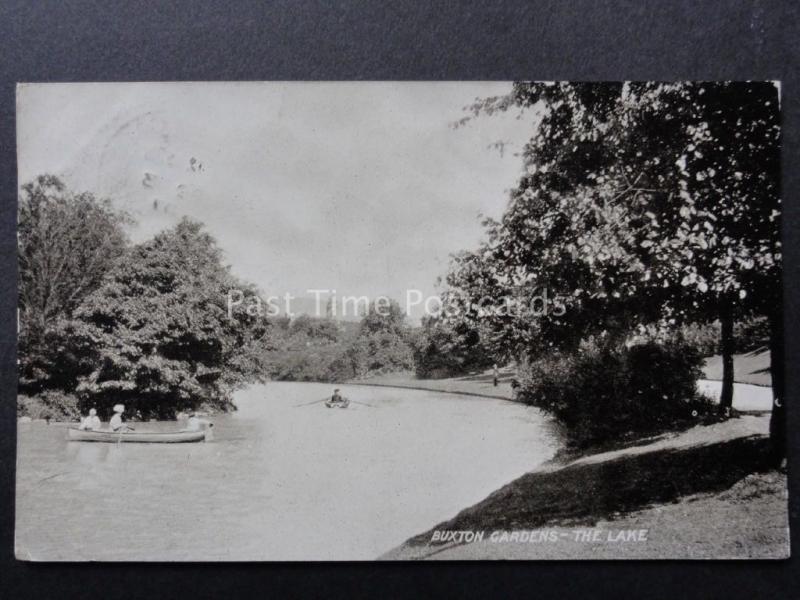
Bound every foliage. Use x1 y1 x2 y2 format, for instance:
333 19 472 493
18 175 129 394
516 336 713 448
680 317 770 357
679 322 721 357
449 82 781 356
734 317 771 353
264 316 357 382
266 300 416 381
66 218 268 418
17 390 81 421
411 315 494 378
288 314 341 342
349 300 415 377
449 82 782 442
267 345 353 382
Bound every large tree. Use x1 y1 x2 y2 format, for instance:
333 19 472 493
452 82 783 460
18 175 129 392
68 218 269 418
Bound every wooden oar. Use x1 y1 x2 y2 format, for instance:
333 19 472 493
293 397 377 408
293 397 329 408
349 400 377 408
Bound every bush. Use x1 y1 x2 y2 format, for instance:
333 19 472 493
17 390 81 421
734 317 770 353
516 337 714 448
679 317 770 358
680 322 721 357
349 332 415 378
411 318 494 379
267 345 355 383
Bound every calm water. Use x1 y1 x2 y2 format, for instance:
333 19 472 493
16 382 561 560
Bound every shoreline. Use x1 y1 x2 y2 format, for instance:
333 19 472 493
381 413 787 560
16 378 785 560
343 369 782 560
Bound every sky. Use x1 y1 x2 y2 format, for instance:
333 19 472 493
17 82 536 320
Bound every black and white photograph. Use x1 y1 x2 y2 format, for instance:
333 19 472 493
14 81 788 561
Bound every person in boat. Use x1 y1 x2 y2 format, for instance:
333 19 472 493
109 404 133 432
78 408 102 431
325 389 349 408
183 411 212 431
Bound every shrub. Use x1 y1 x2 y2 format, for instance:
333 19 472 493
17 390 81 421
734 317 770 353
411 318 494 379
679 317 770 358
680 322 721 357
516 337 714 448
348 331 415 378
267 345 355 383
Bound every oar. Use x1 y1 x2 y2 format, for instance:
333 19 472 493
293 397 378 408
293 397 329 408
349 400 377 408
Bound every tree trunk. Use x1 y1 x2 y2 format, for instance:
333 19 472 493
768 306 786 467
719 304 735 411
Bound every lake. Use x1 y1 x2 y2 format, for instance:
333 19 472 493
15 382 561 560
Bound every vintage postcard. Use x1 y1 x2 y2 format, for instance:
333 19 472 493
15 82 788 560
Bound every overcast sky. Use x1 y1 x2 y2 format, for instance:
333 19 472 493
17 82 535 319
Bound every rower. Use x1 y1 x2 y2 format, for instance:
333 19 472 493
109 404 132 432
325 389 349 408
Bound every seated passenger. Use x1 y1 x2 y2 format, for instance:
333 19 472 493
78 408 102 431
183 411 212 431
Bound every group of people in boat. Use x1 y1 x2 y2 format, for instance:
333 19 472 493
77 390 348 433
78 404 210 432
78 404 131 432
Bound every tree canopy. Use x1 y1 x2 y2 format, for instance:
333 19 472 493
18 175 129 392
65 218 268 417
450 82 780 356
449 82 783 459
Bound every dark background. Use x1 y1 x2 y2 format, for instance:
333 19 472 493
0 1 798 597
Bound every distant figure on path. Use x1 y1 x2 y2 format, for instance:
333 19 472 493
109 404 132 432
78 408 102 431
493 364 500 387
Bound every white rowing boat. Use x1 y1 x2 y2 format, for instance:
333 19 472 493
67 427 207 443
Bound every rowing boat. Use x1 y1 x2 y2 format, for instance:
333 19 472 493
325 398 350 408
67 427 207 443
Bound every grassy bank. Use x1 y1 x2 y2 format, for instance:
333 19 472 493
358 359 785 559
382 414 788 560
355 350 772 401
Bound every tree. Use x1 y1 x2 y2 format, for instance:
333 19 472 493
288 314 341 343
262 315 358 382
348 299 415 377
18 175 129 393
69 218 269 418
454 82 783 460
411 314 494 378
